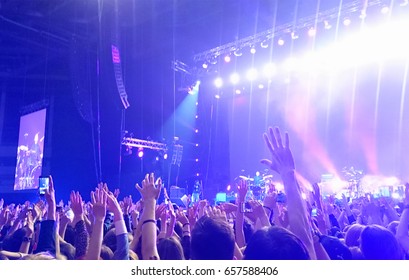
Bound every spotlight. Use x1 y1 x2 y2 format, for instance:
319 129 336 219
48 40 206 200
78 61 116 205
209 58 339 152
195 158 199 162
381 5 390 14
202 62 208 69
196 173 200 177
324 20 332 30
195 129 199 133
235 89 242 95
188 80 200 95
246 68 258 81
137 148 144 158
291 31 299 40
195 143 199 147
233 48 243 57
359 10 367 19
224 55 231 63
230 73 240 85
214 77 223 88
343 18 351 26
277 38 285 46
163 153 168 160
227 185 231 191
258 84 264 89
260 39 270 48
250 45 257 54
155 156 160 161
209 55 218 65
195 115 198 119
308 27 316 37
214 94 220 99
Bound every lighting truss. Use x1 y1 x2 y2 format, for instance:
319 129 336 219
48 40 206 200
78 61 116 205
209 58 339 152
193 0 385 63
121 137 167 151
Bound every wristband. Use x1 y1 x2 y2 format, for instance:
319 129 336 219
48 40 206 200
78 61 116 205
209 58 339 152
182 223 190 227
142 219 156 226
183 230 190 234
114 219 127 235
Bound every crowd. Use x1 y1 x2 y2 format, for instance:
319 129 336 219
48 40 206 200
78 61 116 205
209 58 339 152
0 127 408 260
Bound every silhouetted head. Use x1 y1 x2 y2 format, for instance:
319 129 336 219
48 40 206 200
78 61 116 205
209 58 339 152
157 236 185 260
360 225 403 260
345 224 365 247
320 235 352 260
191 216 235 260
244 226 310 260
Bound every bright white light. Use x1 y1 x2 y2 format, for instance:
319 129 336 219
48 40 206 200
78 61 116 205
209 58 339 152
291 32 299 40
235 89 241 95
214 77 223 88
246 68 258 81
381 6 390 14
250 46 257 54
263 63 277 78
392 192 400 199
202 63 208 69
308 27 316 37
343 18 351 26
224 55 231 63
277 38 285 46
258 84 264 89
214 94 220 99
195 158 199 162
324 20 332 30
230 73 240 84
284 57 298 72
301 193 307 200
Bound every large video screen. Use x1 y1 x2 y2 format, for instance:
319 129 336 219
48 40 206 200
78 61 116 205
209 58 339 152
14 109 47 191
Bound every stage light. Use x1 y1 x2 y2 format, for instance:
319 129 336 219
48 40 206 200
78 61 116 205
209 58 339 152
196 102 199 106
233 48 243 57
277 38 285 46
155 156 160 161
291 31 299 40
224 55 231 63
324 20 332 30
392 192 400 199
214 77 223 88
263 63 277 78
214 94 221 99
195 143 199 147
209 55 218 65
227 185 231 191
256 171 260 176
258 84 264 89
250 45 257 54
188 80 200 95
400 0 409 6
246 68 258 81
308 27 317 37
301 193 307 200
195 115 198 119
137 148 144 158
260 39 270 48
284 57 298 72
196 173 200 177
195 158 199 162
381 5 390 14
343 18 351 26
202 63 208 69
235 89 242 95
164 153 168 160
230 73 240 84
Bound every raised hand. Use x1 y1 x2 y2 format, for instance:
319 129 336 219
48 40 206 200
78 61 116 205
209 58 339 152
113 188 120 199
237 179 248 202
91 189 107 222
405 183 409 205
0 208 10 227
122 196 132 215
155 203 167 220
105 190 122 217
70 191 84 217
45 175 56 205
135 173 162 201
260 126 295 175
0 198 4 210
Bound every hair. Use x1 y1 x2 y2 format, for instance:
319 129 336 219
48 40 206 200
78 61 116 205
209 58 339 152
191 216 235 260
157 236 185 260
102 228 117 253
344 224 365 247
59 241 75 260
64 224 76 247
129 249 139 260
244 226 310 260
100 244 114 260
319 235 352 260
1 227 30 252
387 221 400 236
349 246 365 260
360 225 404 260
21 252 55 260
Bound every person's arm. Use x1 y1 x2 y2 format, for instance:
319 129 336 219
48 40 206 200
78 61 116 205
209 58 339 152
85 189 107 260
261 127 316 259
34 176 57 255
166 201 176 238
70 191 89 259
104 188 129 260
122 196 132 233
135 173 161 260
396 184 409 253
19 211 34 254
176 209 191 260
249 200 270 228
235 180 247 248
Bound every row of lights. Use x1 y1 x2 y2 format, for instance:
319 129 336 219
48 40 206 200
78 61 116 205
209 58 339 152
201 3 399 69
